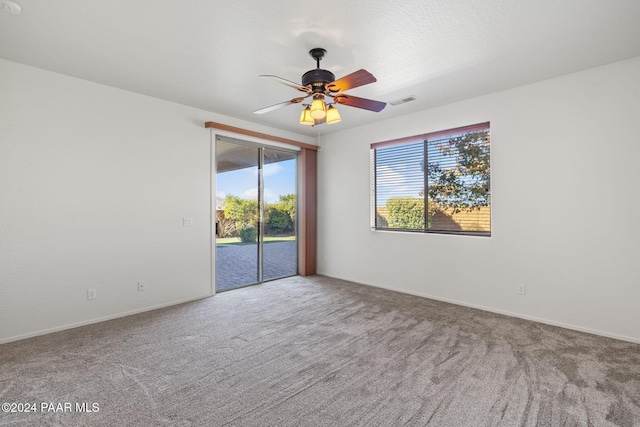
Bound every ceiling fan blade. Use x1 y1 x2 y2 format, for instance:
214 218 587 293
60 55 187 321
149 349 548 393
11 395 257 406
333 94 386 112
253 96 307 114
326 69 377 92
259 75 310 93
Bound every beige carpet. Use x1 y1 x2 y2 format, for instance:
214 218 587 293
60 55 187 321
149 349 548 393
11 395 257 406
1 275 639 426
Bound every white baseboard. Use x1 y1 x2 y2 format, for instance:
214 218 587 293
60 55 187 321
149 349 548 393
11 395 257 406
5 276 638 346
0 293 214 345
323 273 640 345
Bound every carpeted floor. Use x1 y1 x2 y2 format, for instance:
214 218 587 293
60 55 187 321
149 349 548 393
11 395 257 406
1 275 639 426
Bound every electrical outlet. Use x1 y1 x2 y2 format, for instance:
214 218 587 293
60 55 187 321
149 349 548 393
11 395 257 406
87 289 96 300
517 284 526 295
138 281 146 292
183 218 193 226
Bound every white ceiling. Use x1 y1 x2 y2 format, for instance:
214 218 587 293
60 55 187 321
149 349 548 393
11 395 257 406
2 0 640 137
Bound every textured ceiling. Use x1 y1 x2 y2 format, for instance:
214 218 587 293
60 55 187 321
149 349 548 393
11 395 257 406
2 0 640 137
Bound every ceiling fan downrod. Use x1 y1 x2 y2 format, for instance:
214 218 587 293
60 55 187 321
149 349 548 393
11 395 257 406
309 48 326 68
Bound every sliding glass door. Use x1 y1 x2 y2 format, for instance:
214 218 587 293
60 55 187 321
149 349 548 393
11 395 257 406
215 137 297 291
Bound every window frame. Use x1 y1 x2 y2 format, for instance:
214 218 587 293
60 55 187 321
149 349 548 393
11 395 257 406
370 122 491 237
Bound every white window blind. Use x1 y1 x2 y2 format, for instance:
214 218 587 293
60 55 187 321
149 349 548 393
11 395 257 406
371 123 491 236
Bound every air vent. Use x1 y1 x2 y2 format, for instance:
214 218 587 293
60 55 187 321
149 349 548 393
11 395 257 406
390 96 416 106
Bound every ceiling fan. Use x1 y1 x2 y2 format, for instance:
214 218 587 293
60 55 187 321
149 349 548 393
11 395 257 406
254 48 386 126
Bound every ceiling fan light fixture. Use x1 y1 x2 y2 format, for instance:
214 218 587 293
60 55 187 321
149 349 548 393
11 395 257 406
256 48 386 126
310 95 326 120
299 107 314 125
326 105 341 124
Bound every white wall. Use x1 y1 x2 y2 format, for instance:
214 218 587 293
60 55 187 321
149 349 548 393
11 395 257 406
0 59 315 343
317 57 640 343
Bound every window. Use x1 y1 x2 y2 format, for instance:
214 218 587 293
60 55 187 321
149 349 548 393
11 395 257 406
370 122 490 236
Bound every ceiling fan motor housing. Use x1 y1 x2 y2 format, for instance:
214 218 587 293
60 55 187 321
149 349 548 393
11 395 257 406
302 68 335 91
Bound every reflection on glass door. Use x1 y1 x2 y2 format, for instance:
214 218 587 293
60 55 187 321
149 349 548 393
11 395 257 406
215 137 297 292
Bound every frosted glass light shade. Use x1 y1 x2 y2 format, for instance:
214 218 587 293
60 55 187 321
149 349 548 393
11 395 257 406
310 96 326 119
326 105 341 124
299 107 314 125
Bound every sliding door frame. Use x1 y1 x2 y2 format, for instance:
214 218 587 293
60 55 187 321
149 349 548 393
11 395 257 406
210 130 317 295
208 122 318 295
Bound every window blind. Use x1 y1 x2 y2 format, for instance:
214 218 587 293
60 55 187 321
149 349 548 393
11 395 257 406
371 123 491 236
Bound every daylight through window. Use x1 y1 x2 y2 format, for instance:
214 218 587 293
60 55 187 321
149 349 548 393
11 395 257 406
370 122 491 236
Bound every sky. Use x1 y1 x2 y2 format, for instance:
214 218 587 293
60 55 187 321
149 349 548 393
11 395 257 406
217 158 296 204
374 141 425 206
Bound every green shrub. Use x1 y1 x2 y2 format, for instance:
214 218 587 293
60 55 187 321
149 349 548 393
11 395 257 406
239 225 257 243
266 206 293 234
386 197 425 229
223 195 258 231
